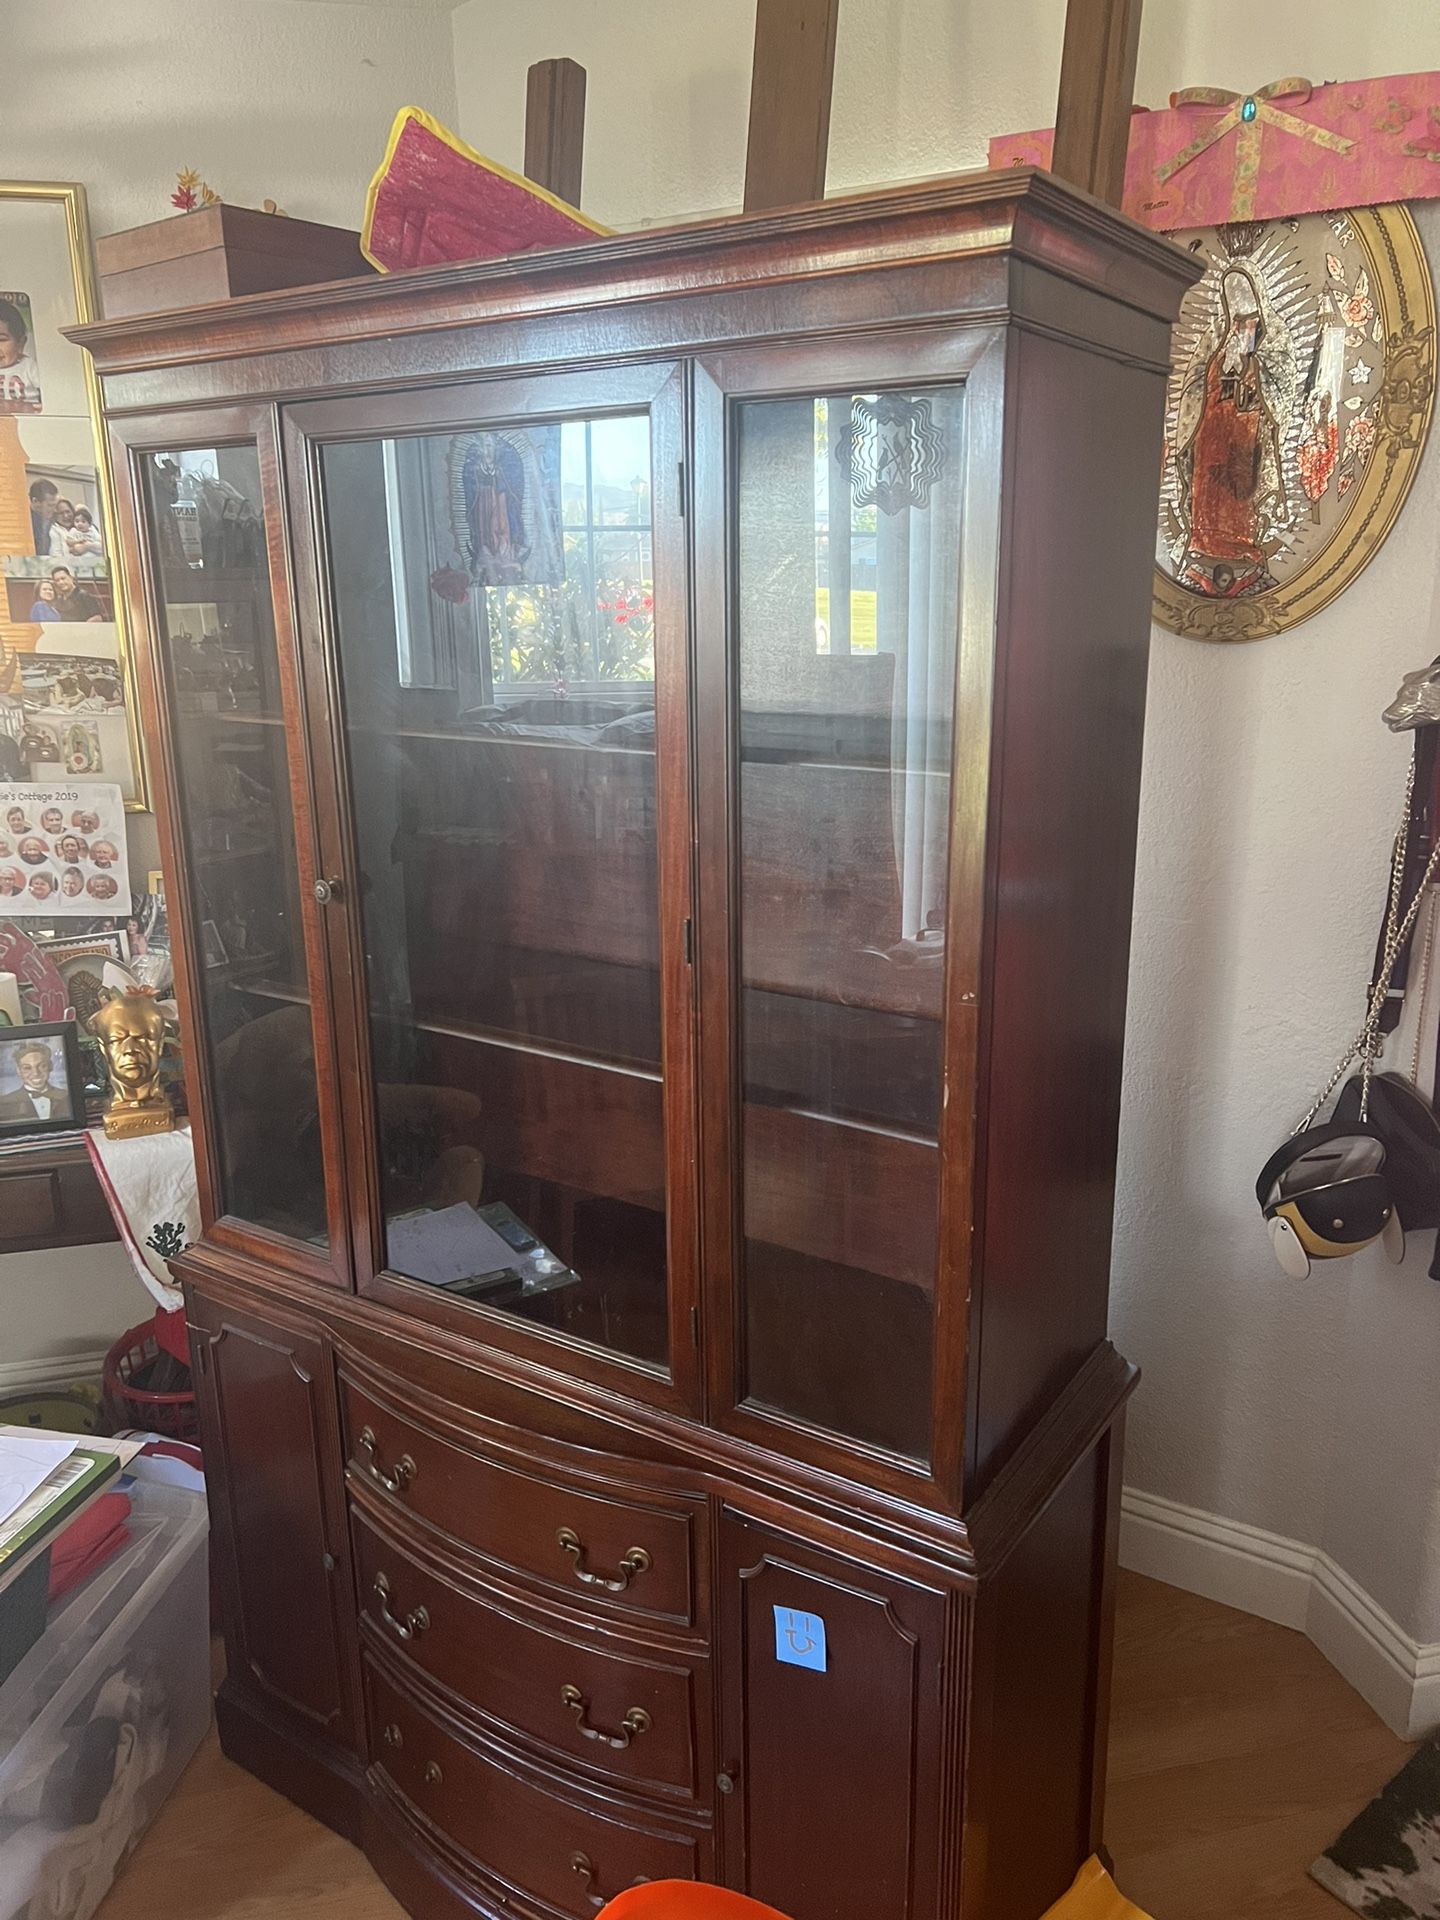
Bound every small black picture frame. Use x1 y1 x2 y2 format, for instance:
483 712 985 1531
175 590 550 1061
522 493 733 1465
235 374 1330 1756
0 1019 85 1138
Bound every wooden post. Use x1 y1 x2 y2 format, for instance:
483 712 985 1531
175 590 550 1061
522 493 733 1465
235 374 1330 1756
1051 0 1143 209
743 0 840 213
525 58 588 206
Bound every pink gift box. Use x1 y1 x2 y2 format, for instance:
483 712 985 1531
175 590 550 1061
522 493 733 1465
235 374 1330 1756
990 72 1440 229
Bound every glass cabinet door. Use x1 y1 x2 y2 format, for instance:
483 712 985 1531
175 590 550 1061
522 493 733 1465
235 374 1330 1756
309 391 688 1379
139 442 333 1252
729 387 964 1461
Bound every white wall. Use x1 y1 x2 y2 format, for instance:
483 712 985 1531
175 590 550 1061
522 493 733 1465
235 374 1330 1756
452 0 1440 1695
452 0 1440 229
0 0 458 237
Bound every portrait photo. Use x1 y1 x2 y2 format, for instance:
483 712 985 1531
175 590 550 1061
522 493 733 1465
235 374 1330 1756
0 1020 82 1136
0 291 42 414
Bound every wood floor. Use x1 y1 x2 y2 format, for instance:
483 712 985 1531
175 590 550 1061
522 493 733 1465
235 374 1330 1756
95 1570 1415 1920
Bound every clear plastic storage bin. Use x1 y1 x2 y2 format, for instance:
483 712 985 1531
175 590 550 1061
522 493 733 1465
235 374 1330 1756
0 1476 210 1920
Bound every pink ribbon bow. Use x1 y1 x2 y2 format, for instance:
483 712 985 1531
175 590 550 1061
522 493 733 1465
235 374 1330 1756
1157 77 1355 219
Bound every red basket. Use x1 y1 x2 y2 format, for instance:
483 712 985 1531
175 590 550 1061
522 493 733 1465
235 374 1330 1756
102 1317 199 1442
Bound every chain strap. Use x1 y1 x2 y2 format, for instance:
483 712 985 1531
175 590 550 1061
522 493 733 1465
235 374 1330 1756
1411 890 1437 1084
1293 759 1440 1133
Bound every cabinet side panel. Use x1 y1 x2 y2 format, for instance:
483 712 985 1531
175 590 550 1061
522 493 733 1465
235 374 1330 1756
964 1443 1105 1919
970 326 1167 1491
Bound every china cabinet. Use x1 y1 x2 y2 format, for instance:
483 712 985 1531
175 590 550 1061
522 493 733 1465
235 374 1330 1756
77 168 1197 1920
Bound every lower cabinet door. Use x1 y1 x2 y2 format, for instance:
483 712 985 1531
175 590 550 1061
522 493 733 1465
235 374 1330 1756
192 1291 354 1748
718 1512 949 1920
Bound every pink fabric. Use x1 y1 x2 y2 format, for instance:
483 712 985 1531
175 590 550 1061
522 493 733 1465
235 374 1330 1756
990 72 1440 229
367 117 601 272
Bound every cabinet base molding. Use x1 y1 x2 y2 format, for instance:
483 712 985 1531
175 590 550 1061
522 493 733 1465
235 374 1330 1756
215 1679 365 1845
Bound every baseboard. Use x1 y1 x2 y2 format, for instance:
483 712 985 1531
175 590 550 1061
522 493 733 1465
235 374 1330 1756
1120 1486 1440 1740
0 1347 108 1398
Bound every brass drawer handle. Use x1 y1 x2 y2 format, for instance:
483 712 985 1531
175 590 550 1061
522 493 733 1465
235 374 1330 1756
373 1570 430 1643
560 1683 651 1750
556 1527 651 1593
357 1425 416 1496
570 1852 650 1910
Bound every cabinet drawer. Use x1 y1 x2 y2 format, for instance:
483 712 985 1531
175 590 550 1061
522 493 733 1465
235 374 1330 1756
366 1657 705 1916
341 1378 698 1627
354 1507 701 1796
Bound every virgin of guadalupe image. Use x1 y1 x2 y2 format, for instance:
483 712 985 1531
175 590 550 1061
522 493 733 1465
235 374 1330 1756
450 428 565 589
1171 268 1288 596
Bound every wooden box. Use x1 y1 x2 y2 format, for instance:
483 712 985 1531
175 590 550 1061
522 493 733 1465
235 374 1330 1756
96 204 372 318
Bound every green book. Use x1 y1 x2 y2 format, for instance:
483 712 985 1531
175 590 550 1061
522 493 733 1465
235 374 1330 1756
0 1445 122 1593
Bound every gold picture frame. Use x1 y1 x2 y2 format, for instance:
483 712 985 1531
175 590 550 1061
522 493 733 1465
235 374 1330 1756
1155 202 1436 643
0 180 148 806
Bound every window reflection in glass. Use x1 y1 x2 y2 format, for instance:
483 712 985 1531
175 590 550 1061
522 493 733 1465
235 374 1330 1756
319 413 669 1369
735 389 964 1459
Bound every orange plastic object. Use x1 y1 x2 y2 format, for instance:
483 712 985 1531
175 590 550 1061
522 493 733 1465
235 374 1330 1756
599 1887 792 1920
1040 1856 1155 1919
597 1860 1150 1920
362 106 610 273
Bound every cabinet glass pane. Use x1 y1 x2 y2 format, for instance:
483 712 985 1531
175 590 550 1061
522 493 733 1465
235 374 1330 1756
141 446 328 1245
735 389 963 1459
318 415 669 1369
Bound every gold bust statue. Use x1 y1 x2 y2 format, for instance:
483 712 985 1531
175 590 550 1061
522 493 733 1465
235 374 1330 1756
91 991 173 1139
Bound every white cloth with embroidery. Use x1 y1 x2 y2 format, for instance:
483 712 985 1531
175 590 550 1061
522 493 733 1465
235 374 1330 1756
84 1124 198 1314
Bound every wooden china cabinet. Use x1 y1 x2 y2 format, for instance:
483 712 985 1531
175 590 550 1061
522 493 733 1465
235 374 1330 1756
78 169 1196 1920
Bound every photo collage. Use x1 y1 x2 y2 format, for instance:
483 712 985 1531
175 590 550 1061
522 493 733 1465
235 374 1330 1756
0 260 138 802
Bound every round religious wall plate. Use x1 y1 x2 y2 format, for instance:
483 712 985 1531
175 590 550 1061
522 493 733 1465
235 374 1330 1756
1155 203 1435 641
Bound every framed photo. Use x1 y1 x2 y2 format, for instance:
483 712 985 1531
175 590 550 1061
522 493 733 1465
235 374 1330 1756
0 1018 83 1137
0 184 148 805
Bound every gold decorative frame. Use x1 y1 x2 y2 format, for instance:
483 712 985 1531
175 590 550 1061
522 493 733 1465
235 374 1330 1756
1155 202 1436 643
0 180 149 806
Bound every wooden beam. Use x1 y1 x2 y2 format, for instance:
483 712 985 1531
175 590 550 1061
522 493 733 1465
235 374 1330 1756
1051 0 1143 208
743 0 840 213
524 57 587 207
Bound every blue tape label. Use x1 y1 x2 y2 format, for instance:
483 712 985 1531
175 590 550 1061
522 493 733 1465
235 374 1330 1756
773 1605 827 1672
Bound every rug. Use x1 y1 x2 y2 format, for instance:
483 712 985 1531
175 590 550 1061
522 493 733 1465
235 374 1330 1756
1313 1739 1440 1915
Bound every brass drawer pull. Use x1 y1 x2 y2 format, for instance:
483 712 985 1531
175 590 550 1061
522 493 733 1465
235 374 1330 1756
556 1527 651 1593
357 1425 416 1496
570 1852 650 1910
560 1683 651 1750
373 1570 430 1643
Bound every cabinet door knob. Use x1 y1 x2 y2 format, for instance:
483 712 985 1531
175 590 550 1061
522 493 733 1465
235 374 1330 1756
356 1425 416 1496
717 1769 737 1795
373 1570 430 1643
556 1527 651 1592
312 876 343 905
423 1760 444 1787
382 1722 403 1749
560 1684 651 1749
